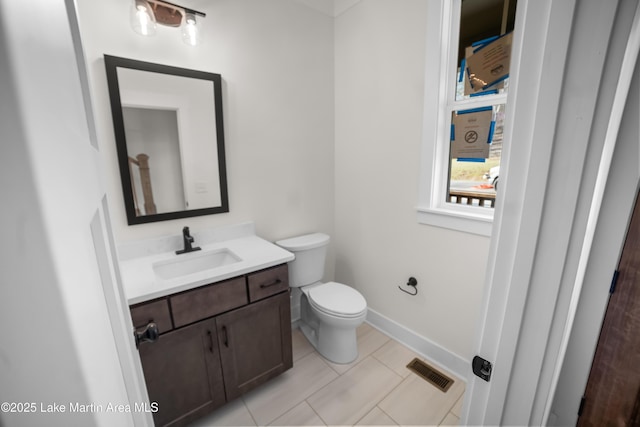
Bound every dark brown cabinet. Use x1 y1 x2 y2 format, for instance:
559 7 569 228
130 264 292 427
138 319 225 427
217 291 292 401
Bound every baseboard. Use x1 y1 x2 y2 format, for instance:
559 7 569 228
365 308 470 381
289 305 470 381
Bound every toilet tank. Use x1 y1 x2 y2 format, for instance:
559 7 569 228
275 233 329 288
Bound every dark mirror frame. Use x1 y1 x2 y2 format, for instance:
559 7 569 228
104 54 229 225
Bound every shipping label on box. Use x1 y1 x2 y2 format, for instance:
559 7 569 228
466 32 513 92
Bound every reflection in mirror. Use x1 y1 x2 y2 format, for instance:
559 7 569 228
124 107 181 215
104 55 228 225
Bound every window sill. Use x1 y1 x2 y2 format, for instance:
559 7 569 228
416 206 493 236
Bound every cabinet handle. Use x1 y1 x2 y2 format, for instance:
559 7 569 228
260 279 282 289
207 330 214 353
222 325 229 347
134 322 159 349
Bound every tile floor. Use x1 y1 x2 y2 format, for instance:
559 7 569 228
190 323 464 427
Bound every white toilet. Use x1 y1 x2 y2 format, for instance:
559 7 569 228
276 233 367 364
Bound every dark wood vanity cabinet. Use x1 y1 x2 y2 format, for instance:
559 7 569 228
130 264 292 427
137 319 225 427
217 291 292 401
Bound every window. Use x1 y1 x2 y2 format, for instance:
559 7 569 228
417 0 518 236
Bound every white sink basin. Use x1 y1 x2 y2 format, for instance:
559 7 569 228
153 248 241 280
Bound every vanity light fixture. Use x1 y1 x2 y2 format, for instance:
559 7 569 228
130 0 206 46
131 0 157 36
181 12 200 46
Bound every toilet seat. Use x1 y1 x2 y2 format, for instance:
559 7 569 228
306 282 367 318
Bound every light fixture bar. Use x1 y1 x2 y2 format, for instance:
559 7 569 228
152 0 205 17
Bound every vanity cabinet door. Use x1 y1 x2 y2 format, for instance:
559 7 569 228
216 291 293 401
138 318 225 427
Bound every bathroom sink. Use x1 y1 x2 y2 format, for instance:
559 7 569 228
153 248 241 280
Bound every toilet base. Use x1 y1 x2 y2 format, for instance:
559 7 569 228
300 322 359 364
299 294 366 364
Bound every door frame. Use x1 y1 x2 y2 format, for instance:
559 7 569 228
462 0 640 425
547 52 640 426
544 8 640 424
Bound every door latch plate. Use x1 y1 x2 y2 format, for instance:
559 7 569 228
472 355 492 382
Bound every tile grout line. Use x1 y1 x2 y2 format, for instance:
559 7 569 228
305 355 402 426
288 327 463 426
280 352 338 426
334 356 405 426
370 350 409 380
369 368 417 426
300 353 370 427
303 397 328 427
437 393 464 426
372 361 464 427
195 329 462 426
376 404 400 427
300 330 415 426
245 350 328 427
438 410 461 426
451 393 464 418
240 395 260 427
436 410 451 426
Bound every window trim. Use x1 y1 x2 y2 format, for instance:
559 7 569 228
417 0 515 236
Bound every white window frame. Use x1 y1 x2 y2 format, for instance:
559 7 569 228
417 0 515 236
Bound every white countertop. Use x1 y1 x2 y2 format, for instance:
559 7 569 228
119 223 294 305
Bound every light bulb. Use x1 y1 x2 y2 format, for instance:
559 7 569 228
181 12 200 46
131 0 156 36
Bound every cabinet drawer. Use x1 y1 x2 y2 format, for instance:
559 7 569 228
171 277 248 328
247 264 289 302
130 299 173 334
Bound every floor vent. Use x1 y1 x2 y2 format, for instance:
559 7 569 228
406 358 454 392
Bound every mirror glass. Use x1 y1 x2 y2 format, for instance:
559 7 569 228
104 55 228 225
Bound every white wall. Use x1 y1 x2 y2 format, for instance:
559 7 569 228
76 0 336 263
334 0 489 360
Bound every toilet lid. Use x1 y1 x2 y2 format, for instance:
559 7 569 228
307 282 367 317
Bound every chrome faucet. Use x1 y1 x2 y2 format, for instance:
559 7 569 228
176 226 201 255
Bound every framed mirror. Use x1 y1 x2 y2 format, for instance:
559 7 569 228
104 55 228 225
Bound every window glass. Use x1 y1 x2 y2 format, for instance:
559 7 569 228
446 0 516 209
448 104 505 208
456 0 517 101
